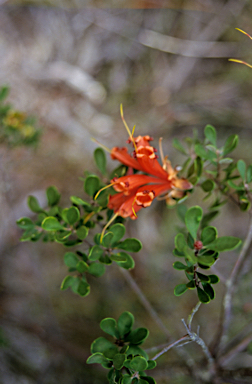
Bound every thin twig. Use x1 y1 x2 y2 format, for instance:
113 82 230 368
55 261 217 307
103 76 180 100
182 319 215 370
217 213 252 354
119 268 172 339
187 301 201 331
151 335 190 361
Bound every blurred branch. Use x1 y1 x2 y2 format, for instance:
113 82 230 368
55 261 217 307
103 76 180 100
218 333 252 367
217 213 252 355
138 30 236 58
119 268 172 339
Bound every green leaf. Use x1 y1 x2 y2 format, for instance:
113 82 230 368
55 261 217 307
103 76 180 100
88 263 106 277
76 260 89 273
140 376 156 384
197 287 210 303
64 252 79 268
173 261 187 270
88 245 104 261
184 247 197 264
60 275 75 290
177 204 187 223
219 157 233 164
185 206 203 239
41 217 64 231
126 345 148 360
77 280 90 297
27 195 44 213
201 226 217 245
197 256 215 267
86 352 110 365
84 175 100 197
117 311 134 337
173 248 185 257
186 280 196 289
201 179 215 192
172 138 187 155
76 226 89 240
209 275 219 284
204 125 216 146
196 272 210 282
118 238 142 252
70 196 90 207
175 233 187 252
102 232 114 248
174 284 187 296
202 283 215 300
109 223 126 245
207 236 241 252
121 376 132 384
114 252 135 269
130 356 148 371
100 318 118 338
91 337 118 359
54 230 72 243
113 353 126 370
94 148 107 175
0 85 9 101
62 207 80 225
16 217 34 229
126 328 149 345
223 134 238 156
247 165 252 183
46 186 61 206
147 360 157 370
110 254 127 262
237 159 246 182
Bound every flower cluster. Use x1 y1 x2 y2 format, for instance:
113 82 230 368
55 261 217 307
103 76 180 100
107 132 192 220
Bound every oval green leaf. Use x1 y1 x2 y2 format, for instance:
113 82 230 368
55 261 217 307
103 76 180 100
64 252 79 268
100 318 118 338
117 238 142 252
174 284 188 296
130 356 148 371
91 337 118 359
117 311 134 337
42 217 64 231
46 186 61 207
84 175 100 197
197 287 210 303
114 252 135 269
88 262 106 277
201 226 217 245
185 206 203 239
113 353 126 370
94 148 107 175
207 236 241 252
86 352 110 365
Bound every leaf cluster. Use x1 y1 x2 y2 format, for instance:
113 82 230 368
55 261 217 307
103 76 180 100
17 155 142 297
0 86 41 147
173 205 241 303
87 312 156 384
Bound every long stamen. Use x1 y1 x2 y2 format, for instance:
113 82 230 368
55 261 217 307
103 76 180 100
159 137 166 168
100 213 119 242
131 196 138 218
94 182 115 200
228 59 252 69
91 138 111 153
120 104 137 152
235 28 252 40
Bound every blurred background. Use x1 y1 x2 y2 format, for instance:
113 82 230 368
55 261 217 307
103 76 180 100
0 1 252 383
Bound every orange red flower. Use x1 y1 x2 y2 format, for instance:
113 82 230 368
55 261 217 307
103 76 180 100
105 109 192 220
